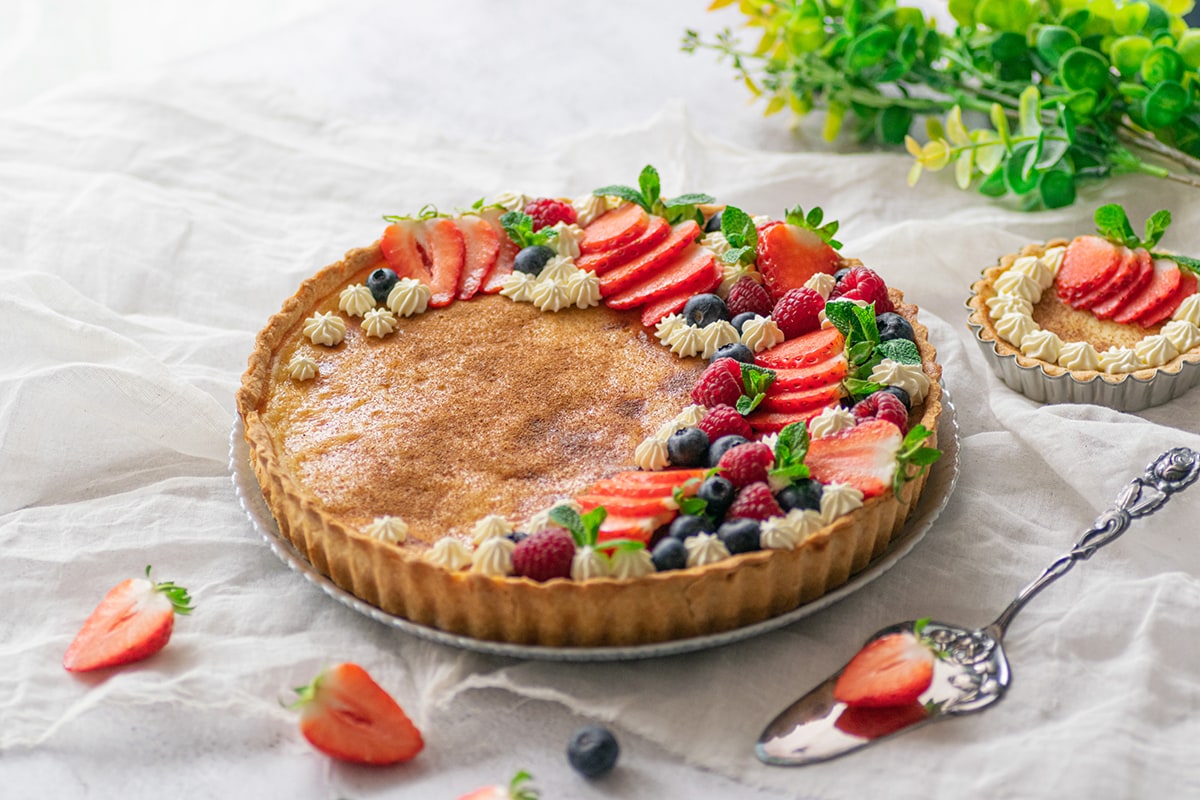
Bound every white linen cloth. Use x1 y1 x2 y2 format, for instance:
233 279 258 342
1 2 1198 798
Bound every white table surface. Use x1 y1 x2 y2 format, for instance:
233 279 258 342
2 2 1199 798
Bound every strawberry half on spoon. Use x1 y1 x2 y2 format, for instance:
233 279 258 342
292 662 424 766
833 619 938 708
63 566 193 673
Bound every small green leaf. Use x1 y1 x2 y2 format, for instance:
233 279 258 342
1143 80 1189 128
592 184 648 210
638 165 662 209
1143 209 1171 249
741 362 777 397
1035 25 1080 65
665 192 717 206
499 211 557 248
1018 85 1042 138
846 25 896 70
843 377 884 399
721 205 756 248
1059 47 1111 93
549 505 585 544
1094 204 1138 246
1110 35 1153 77
736 393 765 415
876 338 921 364
1005 144 1040 195
1140 45 1184 86
1038 170 1076 210
1153 252 1200 276
579 506 607 548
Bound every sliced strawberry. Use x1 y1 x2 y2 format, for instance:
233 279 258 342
576 493 675 517
806 419 903 498
754 327 845 369
1055 235 1122 302
597 511 675 546
421 218 465 307
480 213 520 294
1091 248 1153 319
756 221 840 303
835 702 929 739
833 629 935 708
605 244 718 310
380 221 432 282
580 204 650 254
294 662 424 765
745 407 830 434
1136 268 1196 327
1069 245 1138 310
577 215 670 276
639 267 723 327
1111 258 1183 326
458 771 540 800
591 469 706 498
454 216 501 300
63 567 192 673
598 221 701 298
769 354 849 392
757 384 842 414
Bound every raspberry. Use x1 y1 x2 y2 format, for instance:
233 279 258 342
771 288 825 339
829 266 894 314
718 442 775 488
698 404 753 442
852 391 909 432
726 481 784 521
725 277 774 318
523 198 578 231
512 529 576 581
691 358 744 408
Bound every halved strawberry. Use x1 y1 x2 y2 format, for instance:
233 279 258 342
769 354 849 391
754 327 845 369
421 218 465 307
756 221 840 303
606 244 718 311
576 493 676 517
833 628 935 708
454 216 501 300
380 221 432 282
1069 246 1138 310
1091 248 1153 319
598 221 701 298
1136 268 1196 327
745 407 830 434
580 204 650 254
576 215 670 276
1111 258 1183 326
458 771 540 800
806 419 903 498
1055 235 1122 302
63 567 193 672
591 469 706 498
477 209 520 293
757 384 842 415
293 662 424 765
597 511 675 546
834 702 929 739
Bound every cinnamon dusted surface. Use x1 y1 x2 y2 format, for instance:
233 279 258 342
260 285 703 543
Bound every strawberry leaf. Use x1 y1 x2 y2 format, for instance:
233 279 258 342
382 203 447 223
783 204 843 250
500 211 558 248
144 565 194 615
875 339 921 365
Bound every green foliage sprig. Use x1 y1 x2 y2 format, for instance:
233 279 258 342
685 0 1200 210
594 165 716 225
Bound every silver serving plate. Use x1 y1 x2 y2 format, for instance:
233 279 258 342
229 392 959 662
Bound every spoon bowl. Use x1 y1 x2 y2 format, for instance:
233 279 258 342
758 447 1199 767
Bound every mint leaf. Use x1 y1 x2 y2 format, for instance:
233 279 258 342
843 377 884 399
1153 252 1200 276
721 246 754 265
500 211 557 248
720 205 757 249
662 203 705 226
597 538 646 553
782 204 843 250
1094 203 1138 248
823 300 858 338
893 424 941 496
851 302 880 345
638 165 662 209
579 506 607 548
875 338 921 365
1143 209 1171 249
592 184 649 211
741 363 776 398
549 505 585 544
673 480 707 516
736 393 765 414
768 421 810 484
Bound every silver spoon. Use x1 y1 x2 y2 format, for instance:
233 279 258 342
757 447 1199 767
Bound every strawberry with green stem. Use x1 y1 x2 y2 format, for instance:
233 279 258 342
755 205 842 303
458 770 540 800
806 420 940 499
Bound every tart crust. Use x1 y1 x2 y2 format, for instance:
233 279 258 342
967 241 1200 409
238 243 943 647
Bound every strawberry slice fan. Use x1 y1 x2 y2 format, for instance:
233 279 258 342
758 448 1200 767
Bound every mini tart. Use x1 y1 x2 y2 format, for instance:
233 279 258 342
968 240 1200 411
238 244 943 647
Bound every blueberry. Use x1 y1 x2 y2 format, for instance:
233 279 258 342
682 293 729 328
730 312 759 334
366 268 398 304
507 531 529 545
697 475 736 519
711 342 755 364
669 514 713 540
876 312 916 343
777 479 823 512
717 518 761 554
567 724 620 778
833 267 852 283
708 434 749 467
666 427 710 467
705 210 723 233
514 244 557 276
878 385 912 410
651 537 688 571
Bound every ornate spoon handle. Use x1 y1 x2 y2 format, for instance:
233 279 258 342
990 448 1199 636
